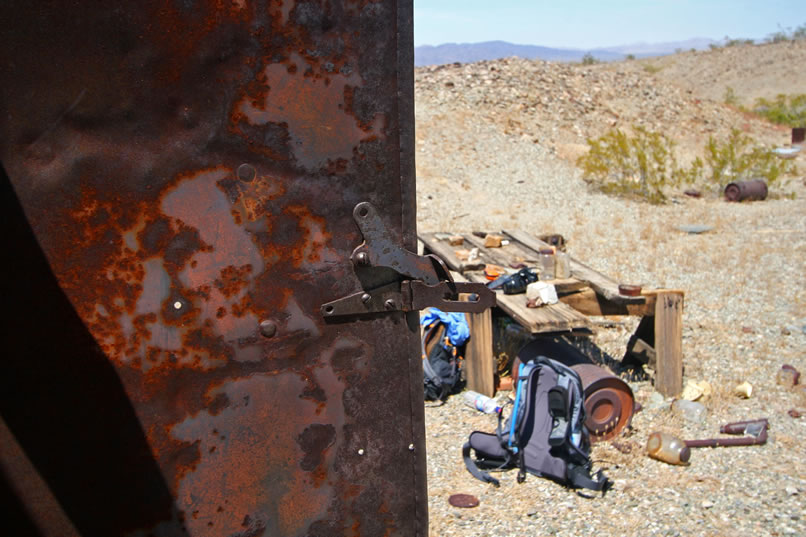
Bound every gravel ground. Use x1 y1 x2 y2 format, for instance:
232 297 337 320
415 55 806 537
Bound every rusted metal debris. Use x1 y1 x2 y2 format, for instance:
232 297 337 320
724 179 768 202
572 364 635 443
685 419 769 449
1 1 432 536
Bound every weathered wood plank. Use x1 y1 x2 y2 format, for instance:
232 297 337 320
419 232 484 272
503 229 643 304
465 272 591 334
560 288 655 316
654 291 684 397
451 272 495 396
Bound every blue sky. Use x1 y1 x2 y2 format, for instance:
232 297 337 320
414 0 806 48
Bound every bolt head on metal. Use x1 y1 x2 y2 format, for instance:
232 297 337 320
355 251 370 266
237 163 256 182
357 448 365 456
408 443 415 451
259 320 277 338
384 299 396 310
361 293 371 304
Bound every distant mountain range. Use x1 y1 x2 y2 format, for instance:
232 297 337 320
414 38 715 67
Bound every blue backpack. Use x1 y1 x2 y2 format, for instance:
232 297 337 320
462 356 611 493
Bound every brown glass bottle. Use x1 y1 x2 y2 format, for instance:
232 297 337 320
646 432 691 465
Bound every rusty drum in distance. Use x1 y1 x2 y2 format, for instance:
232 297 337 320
571 364 635 443
724 179 768 202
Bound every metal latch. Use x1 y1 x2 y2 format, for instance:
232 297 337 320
321 202 495 318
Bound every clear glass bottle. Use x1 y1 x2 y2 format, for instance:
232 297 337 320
776 365 800 388
671 399 707 423
555 251 571 279
646 432 691 465
538 248 555 281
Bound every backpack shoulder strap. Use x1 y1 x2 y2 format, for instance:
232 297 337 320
462 442 501 487
506 360 537 452
567 463 613 495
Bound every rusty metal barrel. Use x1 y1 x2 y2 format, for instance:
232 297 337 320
572 364 635 443
724 179 768 202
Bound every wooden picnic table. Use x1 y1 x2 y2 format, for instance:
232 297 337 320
419 229 684 398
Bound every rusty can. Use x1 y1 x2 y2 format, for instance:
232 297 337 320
724 179 768 202
572 364 635 442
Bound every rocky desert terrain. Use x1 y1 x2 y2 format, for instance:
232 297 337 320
416 41 806 537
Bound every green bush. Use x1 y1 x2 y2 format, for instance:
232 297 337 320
704 129 796 188
576 127 694 203
752 94 806 127
577 127 798 202
581 53 599 65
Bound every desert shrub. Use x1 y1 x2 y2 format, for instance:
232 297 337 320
642 64 662 74
578 127 797 202
723 86 738 105
577 127 694 203
625 54 635 61
752 94 806 127
766 23 806 43
724 36 754 47
581 53 599 65
704 129 797 188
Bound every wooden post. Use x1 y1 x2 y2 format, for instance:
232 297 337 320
654 291 684 397
464 308 495 397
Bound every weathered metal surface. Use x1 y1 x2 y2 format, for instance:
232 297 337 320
571 364 635 443
724 179 768 202
0 1 425 536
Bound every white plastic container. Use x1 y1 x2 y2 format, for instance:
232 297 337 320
526 281 558 306
463 391 501 414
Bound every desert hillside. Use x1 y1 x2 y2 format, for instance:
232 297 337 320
416 42 806 537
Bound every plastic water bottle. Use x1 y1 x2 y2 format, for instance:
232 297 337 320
463 391 501 414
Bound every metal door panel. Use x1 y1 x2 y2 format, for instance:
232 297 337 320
0 2 425 536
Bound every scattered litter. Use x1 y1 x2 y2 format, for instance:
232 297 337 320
724 179 768 202
788 409 803 418
468 247 480 262
448 234 464 246
618 283 643 296
448 494 479 508
677 224 714 234
776 365 801 388
455 249 470 261
672 399 707 423
526 281 558 307
572 363 635 442
647 432 690 465
785 486 799 497
484 234 504 248
685 419 768 449
683 190 702 198
734 381 753 399
741 326 754 334
462 390 501 414
701 500 715 509
681 380 712 401
772 146 801 159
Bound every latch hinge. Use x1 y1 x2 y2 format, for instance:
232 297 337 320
321 202 495 319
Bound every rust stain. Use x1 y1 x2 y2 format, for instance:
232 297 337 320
234 52 384 168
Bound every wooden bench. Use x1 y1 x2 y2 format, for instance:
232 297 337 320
420 230 684 398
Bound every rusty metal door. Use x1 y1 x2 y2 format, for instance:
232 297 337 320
0 2 428 535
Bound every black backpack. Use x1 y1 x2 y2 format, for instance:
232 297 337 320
422 321 463 402
462 356 611 493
